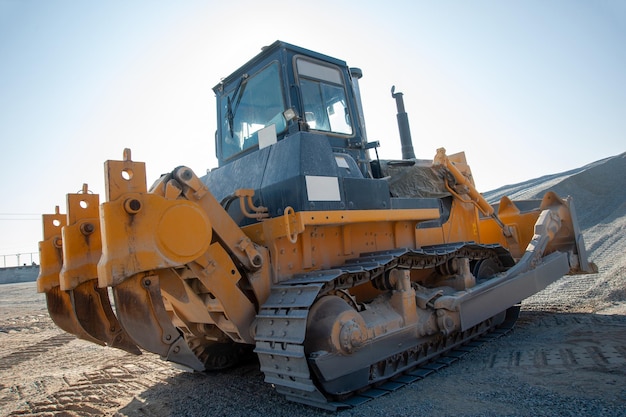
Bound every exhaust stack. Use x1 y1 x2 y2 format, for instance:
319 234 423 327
391 86 415 160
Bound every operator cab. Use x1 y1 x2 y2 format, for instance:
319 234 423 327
214 41 369 174
206 41 433 225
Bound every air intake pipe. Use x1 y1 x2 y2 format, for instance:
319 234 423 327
391 86 415 160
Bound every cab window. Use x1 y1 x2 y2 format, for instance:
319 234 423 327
220 62 285 159
297 58 352 135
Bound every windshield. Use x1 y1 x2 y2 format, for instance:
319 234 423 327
297 58 352 135
220 62 285 159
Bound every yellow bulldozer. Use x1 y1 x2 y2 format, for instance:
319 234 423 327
37 41 596 410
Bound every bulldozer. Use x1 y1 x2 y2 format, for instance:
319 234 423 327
37 41 596 410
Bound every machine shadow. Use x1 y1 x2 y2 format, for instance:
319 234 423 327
116 355 326 417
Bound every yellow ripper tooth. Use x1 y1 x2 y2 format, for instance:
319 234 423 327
37 207 103 344
59 184 140 354
112 272 205 371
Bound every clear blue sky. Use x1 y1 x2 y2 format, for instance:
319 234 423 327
0 0 624 263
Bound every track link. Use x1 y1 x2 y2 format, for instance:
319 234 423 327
254 243 518 410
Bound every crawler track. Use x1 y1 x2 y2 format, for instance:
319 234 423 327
254 243 518 410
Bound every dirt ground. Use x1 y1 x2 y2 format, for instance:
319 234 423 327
1 281 625 417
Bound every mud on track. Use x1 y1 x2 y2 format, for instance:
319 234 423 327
1 282 625 417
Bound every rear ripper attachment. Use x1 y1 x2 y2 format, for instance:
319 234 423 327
97 149 271 371
39 149 271 371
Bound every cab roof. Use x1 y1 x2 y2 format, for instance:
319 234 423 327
213 40 349 92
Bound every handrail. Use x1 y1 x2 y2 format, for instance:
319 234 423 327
1 252 39 268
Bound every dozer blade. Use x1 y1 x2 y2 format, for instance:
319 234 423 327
112 272 205 371
58 184 140 354
71 280 142 355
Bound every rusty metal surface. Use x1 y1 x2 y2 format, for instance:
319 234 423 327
71 280 141 355
112 273 204 371
45 286 105 346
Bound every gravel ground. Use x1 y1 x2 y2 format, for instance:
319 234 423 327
1 287 624 417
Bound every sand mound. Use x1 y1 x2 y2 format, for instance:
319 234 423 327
483 152 626 313
485 153 626 228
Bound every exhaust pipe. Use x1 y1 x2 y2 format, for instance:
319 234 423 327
391 86 415 160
